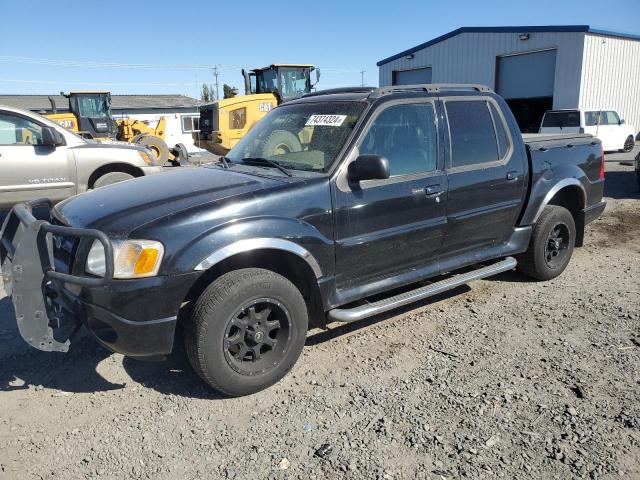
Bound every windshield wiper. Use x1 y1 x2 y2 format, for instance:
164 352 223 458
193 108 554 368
241 157 293 177
217 156 231 169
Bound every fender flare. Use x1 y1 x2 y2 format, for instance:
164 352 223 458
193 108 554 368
532 178 587 223
193 237 323 279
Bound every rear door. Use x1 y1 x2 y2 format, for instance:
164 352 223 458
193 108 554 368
0 111 75 211
603 111 625 151
440 98 526 259
332 100 447 295
583 110 600 138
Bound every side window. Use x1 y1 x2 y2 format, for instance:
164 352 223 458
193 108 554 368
359 103 438 176
229 108 247 130
181 115 200 133
489 103 510 158
605 111 620 125
585 111 599 126
0 113 44 146
446 101 499 168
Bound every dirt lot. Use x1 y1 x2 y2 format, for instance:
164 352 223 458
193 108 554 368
1 160 639 480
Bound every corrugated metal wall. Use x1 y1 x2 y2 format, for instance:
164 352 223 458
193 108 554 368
580 34 640 136
378 31 585 109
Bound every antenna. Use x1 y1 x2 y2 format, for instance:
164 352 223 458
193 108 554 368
213 66 220 100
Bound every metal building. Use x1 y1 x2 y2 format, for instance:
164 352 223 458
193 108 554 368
377 26 640 133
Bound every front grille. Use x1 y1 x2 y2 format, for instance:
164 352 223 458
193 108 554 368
50 216 77 275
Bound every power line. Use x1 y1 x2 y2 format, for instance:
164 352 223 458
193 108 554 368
0 56 364 74
0 77 197 87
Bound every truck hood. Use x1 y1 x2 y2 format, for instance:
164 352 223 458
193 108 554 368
54 166 287 234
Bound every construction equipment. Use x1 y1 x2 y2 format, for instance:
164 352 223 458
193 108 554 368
198 64 320 154
46 92 184 165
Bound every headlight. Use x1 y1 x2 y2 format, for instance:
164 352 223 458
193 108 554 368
138 150 156 166
86 239 164 279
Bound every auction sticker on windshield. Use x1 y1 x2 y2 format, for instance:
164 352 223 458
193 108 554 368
306 115 347 127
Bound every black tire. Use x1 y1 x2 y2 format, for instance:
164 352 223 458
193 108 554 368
622 135 635 153
517 205 576 281
134 135 169 164
185 268 308 396
261 130 302 157
92 171 135 189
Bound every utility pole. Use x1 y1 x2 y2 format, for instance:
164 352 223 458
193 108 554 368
360 70 365 87
213 66 220 100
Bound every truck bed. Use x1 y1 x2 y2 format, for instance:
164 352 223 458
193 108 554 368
522 133 596 147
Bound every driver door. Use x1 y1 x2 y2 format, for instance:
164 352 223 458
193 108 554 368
0 111 75 211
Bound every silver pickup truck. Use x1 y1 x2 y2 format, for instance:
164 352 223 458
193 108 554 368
0 105 164 211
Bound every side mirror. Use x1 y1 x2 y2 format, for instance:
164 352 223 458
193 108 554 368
619 119 625 125
41 126 66 147
348 155 390 182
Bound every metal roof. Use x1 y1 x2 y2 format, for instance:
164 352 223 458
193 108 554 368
377 25 640 66
0 94 201 112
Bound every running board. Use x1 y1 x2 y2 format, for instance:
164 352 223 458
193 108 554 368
327 257 517 323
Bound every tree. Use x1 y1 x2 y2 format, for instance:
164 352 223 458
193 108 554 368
223 84 239 99
200 83 215 102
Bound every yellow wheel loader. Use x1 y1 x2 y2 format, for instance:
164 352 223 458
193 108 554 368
198 64 319 154
46 92 185 165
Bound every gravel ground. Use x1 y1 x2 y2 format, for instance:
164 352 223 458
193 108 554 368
1 160 638 480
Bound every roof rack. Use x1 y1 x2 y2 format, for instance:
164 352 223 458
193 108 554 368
302 87 376 98
368 84 492 99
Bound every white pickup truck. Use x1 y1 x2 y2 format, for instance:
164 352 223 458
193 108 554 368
0 105 164 212
539 108 636 153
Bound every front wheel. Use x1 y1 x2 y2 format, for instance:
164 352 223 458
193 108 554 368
185 268 308 396
517 205 576 281
622 135 635 153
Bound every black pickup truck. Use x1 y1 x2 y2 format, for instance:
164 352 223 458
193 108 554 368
1 85 605 396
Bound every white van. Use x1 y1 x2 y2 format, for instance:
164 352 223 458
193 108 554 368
539 109 636 152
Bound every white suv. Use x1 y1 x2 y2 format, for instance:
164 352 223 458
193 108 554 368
540 109 636 152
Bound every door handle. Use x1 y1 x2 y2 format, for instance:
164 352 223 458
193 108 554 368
425 184 443 196
506 171 518 181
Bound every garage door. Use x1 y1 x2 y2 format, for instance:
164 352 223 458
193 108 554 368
497 49 556 99
392 67 432 85
496 49 557 133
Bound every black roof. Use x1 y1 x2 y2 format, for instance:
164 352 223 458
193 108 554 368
287 84 493 104
0 94 201 112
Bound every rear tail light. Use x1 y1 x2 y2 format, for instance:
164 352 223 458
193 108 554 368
599 144 605 180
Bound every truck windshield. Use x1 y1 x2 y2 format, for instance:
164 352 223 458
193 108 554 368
77 96 110 118
278 68 311 100
541 111 580 128
226 102 366 173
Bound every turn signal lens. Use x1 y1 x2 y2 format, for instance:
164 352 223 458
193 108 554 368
599 144 605 180
85 239 164 279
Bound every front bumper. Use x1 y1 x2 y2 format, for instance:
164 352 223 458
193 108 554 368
0 200 195 357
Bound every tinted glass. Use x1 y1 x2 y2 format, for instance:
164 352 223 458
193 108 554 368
585 111 599 126
226 101 365 172
0 113 44 145
489 103 510 158
360 103 438 176
541 111 580 128
446 101 499 168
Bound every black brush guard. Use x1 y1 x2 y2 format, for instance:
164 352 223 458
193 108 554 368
0 200 114 352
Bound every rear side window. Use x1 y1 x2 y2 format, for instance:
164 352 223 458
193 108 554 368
446 101 499 168
541 111 580 128
489 103 510 158
585 111 599 126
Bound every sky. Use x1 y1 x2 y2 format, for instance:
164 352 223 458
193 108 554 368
1 0 639 99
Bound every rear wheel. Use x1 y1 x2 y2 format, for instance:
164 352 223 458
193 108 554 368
622 135 635 153
517 205 576 281
92 171 135 189
185 268 308 396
